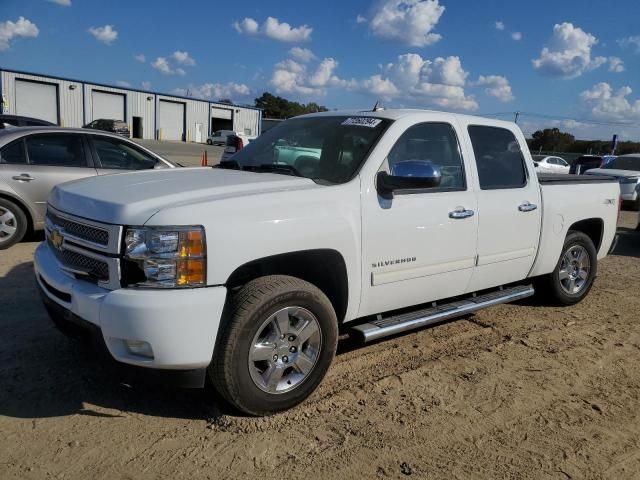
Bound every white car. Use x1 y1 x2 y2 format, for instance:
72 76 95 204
206 129 236 146
532 155 570 174
220 132 256 162
585 154 640 209
34 109 619 415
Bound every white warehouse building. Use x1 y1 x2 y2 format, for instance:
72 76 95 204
0 68 262 142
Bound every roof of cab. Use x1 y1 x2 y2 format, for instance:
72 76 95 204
297 108 518 129
0 126 128 144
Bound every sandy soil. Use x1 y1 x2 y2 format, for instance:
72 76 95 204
1 213 639 480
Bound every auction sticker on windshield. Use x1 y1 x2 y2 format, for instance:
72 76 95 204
341 117 382 128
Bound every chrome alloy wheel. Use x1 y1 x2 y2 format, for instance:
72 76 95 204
248 306 322 394
559 244 591 294
0 207 17 244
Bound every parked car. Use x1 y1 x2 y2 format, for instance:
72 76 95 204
0 114 55 129
0 127 177 249
585 154 640 209
206 130 236 146
220 132 257 162
35 110 619 415
532 155 569 174
570 155 615 175
83 119 130 137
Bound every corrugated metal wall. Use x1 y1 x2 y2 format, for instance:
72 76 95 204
1 71 83 127
0 69 262 142
84 84 155 139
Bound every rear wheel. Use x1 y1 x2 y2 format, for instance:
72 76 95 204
206 139 212 145
535 231 597 306
210 275 338 416
0 198 27 249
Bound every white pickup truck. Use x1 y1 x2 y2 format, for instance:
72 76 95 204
34 109 619 415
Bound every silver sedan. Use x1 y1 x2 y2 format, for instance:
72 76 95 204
0 127 176 249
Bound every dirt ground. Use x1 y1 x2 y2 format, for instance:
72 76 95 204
1 212 640 480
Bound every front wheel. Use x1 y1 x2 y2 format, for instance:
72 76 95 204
206 139 213 145
210 275 338 416
535 231 597 306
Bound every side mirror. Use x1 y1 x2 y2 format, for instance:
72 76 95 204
376 160 441 197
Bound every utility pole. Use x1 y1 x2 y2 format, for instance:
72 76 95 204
514 111 520 124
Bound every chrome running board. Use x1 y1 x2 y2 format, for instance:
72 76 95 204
351 285 534 342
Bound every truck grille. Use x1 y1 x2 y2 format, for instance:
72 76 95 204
48 239 110 282
46 210 109 246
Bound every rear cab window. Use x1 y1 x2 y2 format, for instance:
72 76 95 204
468 125 527 189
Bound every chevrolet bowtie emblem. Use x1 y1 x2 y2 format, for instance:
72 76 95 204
50 228 64 250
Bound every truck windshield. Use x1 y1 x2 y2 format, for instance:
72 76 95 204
603 156 640 171
225 116 391 184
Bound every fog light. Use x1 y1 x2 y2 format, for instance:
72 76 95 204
125 340 154 359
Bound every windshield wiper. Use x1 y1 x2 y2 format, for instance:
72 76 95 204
215 160 241 170
251 164 303 177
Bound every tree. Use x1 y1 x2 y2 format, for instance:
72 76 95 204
529 128 575 152
254 92 328 119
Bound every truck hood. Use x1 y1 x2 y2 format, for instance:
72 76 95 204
585 168 640 178
49 167 318 225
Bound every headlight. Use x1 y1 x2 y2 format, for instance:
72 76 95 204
122 226 206 288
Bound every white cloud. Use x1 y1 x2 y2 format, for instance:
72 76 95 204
134 53 145 63
289 47 316 63
580 82 640 122
234 16 312 42
357 54 478 110
172 50 196 66
472 75 514 102
532 22 606 78
271 57 344 95
47 0 71 6
173 82 251 100
141 81 151 90
618 35 640 53
608 56 625 73
495 21 505 31
175 67 186 76
356 14 367 24
152 57 173 74
368 0 445 47
88 24 118 45
115 80 131 88
511 31 522 41
0 16 39 51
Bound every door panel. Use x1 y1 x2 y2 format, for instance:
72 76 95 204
359 121 478 317
463 123 541 291
0 134 96 223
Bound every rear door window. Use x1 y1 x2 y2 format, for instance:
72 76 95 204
468 126 527 190
25 134 88 167
92 136 157 170
0 140 27 164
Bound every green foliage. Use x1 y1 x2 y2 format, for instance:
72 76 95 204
255 92 328 119
527 128 640 155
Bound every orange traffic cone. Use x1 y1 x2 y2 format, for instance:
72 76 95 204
201 151 206 167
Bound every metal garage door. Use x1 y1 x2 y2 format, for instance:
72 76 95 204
159 100 185 141
92 91 125 121
211 106 232 120
15 80 58 124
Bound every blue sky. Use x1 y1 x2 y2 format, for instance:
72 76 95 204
1 0 639 140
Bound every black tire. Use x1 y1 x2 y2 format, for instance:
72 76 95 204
206 139 213 145
210 275 338 416
0 198 27 249
534 231 597 306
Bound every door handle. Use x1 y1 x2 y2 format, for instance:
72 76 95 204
518 202 537 212
449 207 475 219
12 174 35 182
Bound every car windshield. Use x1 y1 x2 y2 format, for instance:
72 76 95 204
603 156 640 171
225 116 391 184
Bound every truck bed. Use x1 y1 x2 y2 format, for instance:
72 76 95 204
537 173 618 185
